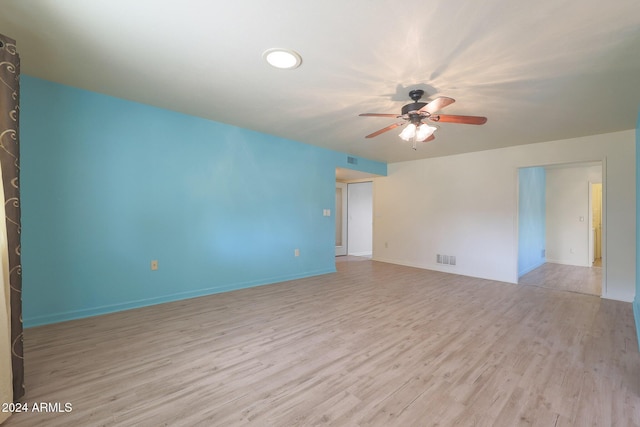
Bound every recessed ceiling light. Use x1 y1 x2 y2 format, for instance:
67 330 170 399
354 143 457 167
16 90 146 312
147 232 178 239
263 48 302 69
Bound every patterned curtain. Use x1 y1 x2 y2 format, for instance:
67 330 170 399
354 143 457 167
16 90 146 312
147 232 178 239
0 34 24 402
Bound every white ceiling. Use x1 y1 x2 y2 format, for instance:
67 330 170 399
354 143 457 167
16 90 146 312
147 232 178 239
2 0 640 163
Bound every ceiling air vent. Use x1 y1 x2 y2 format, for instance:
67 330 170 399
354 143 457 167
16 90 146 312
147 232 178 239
347 156 358 165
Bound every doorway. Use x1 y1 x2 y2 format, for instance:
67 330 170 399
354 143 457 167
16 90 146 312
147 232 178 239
335 168 378 259
517 162 604 296
335 181 373 257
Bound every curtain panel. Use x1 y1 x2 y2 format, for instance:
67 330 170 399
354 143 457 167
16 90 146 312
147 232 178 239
0 34 24 407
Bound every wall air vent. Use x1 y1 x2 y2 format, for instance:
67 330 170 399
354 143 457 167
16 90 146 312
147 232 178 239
437 254 457 266
347 156 358 165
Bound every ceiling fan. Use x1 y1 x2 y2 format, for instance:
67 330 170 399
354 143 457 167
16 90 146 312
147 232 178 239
359 89 487 149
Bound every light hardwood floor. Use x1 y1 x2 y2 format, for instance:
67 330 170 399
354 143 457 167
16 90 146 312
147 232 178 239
4 259 639 426
519 262 602 296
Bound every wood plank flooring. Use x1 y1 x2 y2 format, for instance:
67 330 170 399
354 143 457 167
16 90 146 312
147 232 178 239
4 259 639 426
519 262 602 296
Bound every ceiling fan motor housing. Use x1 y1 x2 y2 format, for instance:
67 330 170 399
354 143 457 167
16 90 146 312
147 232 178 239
401 102 427 116
403 89 428 119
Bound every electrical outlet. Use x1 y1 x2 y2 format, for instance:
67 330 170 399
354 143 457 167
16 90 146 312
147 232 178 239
151 260 158 270
294 248 300 257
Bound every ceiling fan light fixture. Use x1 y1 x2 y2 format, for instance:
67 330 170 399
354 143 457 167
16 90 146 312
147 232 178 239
416 124 437 142
399 123 436 142
398 123 417 141
263 48 302 69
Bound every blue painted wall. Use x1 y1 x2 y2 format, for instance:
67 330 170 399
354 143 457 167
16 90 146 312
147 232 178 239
635 106 640 351
518 167 546 277
20 76 386 327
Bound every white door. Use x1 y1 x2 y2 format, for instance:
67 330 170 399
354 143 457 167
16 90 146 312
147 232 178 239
335 183 348 256
347 182 373 256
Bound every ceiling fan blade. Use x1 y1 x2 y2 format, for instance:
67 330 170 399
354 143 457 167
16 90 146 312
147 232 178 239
419 96 455 114
359 113 400 118
365 122 405 138
430 114 487 125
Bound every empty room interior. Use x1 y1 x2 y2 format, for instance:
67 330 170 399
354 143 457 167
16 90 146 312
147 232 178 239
1 1 640 426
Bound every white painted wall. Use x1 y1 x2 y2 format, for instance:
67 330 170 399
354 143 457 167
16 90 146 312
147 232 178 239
374 130 635 302
347 182 373 256
545 164 602 267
